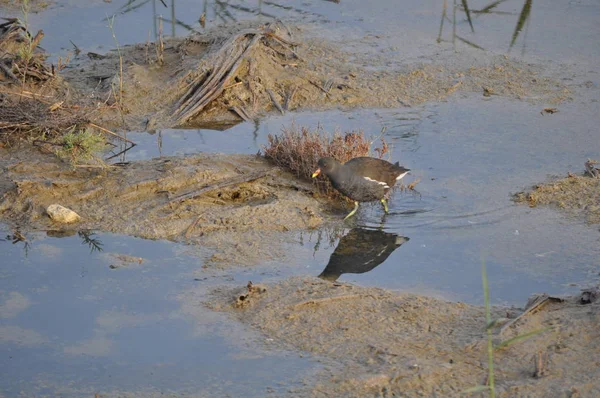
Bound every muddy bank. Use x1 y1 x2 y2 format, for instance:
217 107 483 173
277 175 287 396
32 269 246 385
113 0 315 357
209 277 600 397
0 0 48 12
60 21 572 132
0 148 325 267
515 161 600 225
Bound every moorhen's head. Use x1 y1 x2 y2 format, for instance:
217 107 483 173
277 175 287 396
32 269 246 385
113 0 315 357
312 157 340 178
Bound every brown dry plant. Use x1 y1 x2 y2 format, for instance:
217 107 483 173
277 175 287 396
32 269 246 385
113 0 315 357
0 96 88 144
0 17 53 84
262 124 388 199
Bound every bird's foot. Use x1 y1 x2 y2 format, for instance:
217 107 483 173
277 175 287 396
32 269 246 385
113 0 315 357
344 201 360 220
381 199 389 214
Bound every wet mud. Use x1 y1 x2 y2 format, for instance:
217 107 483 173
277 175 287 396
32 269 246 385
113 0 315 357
210 277 600 397
515 162 600 225
0 148 324 267
0 0 48 12
61 21 571 131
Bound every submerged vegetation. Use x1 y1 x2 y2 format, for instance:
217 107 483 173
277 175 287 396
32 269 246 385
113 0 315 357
438 0 534 52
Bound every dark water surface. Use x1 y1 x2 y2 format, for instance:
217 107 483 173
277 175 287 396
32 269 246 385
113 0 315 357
2 0 600 396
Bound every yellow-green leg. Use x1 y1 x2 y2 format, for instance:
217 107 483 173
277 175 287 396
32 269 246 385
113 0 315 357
344 201 360 220
381 198 389 214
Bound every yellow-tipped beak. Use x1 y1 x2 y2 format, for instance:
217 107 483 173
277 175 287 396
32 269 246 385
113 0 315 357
311 168 321 178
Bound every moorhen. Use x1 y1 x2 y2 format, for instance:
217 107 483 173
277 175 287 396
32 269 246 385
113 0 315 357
312 156 410 220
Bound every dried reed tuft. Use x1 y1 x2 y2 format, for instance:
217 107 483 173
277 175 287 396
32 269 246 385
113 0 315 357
262 124 388 199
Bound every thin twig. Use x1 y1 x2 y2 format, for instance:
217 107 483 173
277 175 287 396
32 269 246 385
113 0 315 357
283 85 297 111
229 105 253 123
184 214 205 238
0 89 53 99
0 61 19 82
104 143 136 161
223 81 243 90
584 159 599 178
307 79 330 95
88 122 136 145
266 88 284 114
407 178 421 190
533 350 548 378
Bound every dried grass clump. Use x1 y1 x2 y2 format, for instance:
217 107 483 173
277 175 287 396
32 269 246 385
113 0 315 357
0 18 55 83
0 96 87 144
262 124 388 198
514 161 600 224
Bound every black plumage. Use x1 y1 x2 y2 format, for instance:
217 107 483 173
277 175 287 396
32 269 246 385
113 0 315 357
312 156 410 219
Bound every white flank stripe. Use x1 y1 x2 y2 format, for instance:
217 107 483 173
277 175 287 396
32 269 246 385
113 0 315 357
396 172 408 181
363 176 388 187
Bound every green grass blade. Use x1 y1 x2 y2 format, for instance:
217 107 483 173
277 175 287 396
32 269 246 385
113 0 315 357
463 385 491 393
482 261 491 325
486 318 501 330
456 35 485 50
481 260 495 398
495 327 549 350
510 0 532 48
475 0 508 14
461 0 475 32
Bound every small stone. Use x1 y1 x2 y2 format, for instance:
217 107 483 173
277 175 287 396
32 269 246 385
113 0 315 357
46 204 81 223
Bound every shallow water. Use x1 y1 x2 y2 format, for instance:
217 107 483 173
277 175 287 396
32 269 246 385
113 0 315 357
121 98 600 306
2 0 600 396
23 0 600 68
0 226 325 396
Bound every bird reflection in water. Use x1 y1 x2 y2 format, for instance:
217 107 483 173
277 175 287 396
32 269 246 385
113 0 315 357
318 228 409 282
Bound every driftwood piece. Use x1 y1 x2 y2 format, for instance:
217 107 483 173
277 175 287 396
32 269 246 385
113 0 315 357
499 294 564 337
0 60 19 82
283 85 298 111
172 22 295 125
533 350 549 378
184 213 205 238
173 31 259 124
584 159 599 178
169 169 273 204
307 78 330 95
173 33 254 119
266 88 284 114
229 105 253 123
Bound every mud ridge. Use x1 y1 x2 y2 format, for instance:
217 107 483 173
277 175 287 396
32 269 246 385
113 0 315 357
0 149 325 267
210 277 600 397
